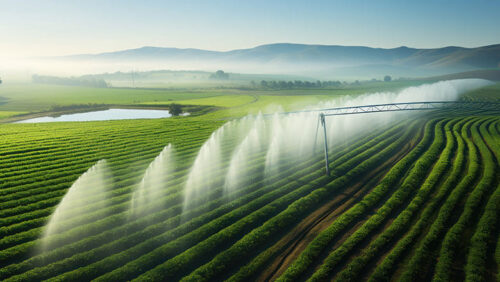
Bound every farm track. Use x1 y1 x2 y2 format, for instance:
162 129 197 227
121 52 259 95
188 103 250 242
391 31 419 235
306 119 447 281
0 112 499 281
256 123 420 282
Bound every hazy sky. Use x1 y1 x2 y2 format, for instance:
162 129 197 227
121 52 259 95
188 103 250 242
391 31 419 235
1 0 499 57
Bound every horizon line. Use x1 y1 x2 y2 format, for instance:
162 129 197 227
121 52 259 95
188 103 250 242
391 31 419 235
44 42 500 59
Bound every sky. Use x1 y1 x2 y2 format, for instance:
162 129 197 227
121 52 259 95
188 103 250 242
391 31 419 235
1 0 499 58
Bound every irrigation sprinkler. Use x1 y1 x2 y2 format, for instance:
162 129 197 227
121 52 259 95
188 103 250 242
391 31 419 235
316 101 500 176
320 113 330 176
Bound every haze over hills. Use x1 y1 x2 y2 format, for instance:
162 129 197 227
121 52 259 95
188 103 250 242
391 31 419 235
39 43 500 79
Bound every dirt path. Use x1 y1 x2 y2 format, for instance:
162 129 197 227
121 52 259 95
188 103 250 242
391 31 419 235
257 136 416 281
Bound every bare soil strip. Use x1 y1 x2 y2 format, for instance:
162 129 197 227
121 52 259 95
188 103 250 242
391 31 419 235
257 134 418 281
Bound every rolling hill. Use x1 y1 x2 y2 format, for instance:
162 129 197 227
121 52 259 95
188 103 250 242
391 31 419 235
47 43 500 79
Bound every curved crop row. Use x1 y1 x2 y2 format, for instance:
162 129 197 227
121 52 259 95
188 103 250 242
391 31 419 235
307 119 447 281
368 117 470 281
432 118 496 281
465 118 499 282
399 117 481 280
2 111 498 281
225 120 424 282
162 121 421 282
333 118 459 281
1 120 404 280
275 119 435 282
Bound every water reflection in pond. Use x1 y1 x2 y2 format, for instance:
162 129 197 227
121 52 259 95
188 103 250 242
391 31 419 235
16 109 187 123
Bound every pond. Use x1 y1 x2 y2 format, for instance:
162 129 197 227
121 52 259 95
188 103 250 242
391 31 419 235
16 109 181 123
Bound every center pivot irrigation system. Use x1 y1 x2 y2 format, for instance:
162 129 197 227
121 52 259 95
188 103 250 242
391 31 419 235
312 101 500 175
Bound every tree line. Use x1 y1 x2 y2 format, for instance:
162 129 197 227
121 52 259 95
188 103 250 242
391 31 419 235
253 80 343 89
32 75 109 88
253 75 392 90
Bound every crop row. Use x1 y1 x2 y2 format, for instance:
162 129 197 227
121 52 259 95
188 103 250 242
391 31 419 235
0 119 406 280
307 119 447 281
0 141 205 215
0 131 209 195
41 121 409 281
0 119 219 167
274 119 435 282
61 122 408 281
156 121 421 282
0 135 258 259
465 118 500 282
3 112 497 281
368 117 470 281
0 130 241 218
0 119 398 278
0 130 208 186
432 118 497 281
332 118 459 281
225 120 424 282
399 117 482 280
0 115 398 232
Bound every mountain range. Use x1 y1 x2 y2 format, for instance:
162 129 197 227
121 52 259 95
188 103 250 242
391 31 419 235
55 43 500 79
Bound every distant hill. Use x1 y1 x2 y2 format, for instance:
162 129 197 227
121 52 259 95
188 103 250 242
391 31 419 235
52 43 500 79
424 69 500 81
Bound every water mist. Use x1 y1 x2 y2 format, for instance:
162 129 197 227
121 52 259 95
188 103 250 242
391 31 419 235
182 123 229 213
181 79 491 214
39 160 111 253
130 144 175 217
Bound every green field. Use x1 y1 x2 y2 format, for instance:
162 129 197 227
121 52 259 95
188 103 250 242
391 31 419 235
0 83 225 112
0 111 26 119
0 80 499 281
0 79 434 120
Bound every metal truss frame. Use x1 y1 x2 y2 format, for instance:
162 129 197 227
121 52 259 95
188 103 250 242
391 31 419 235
316 101 500 175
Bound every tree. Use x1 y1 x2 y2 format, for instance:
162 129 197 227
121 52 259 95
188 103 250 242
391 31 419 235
279 80 288 89
294 80 304 88
169 103 182 116
0 77 2 84
384 75 392 82
209 70 229 80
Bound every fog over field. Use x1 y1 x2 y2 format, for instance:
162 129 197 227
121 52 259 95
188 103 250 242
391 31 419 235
3 43 500 80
